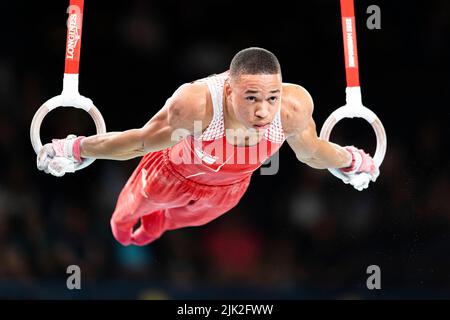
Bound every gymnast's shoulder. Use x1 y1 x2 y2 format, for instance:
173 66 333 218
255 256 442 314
166 81 211 129
280 83 314 135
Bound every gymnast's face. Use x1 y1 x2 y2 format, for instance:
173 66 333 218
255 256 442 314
226 73 282 131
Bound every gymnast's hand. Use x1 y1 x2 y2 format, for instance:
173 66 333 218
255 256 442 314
36 134 85 177
338 146 379 191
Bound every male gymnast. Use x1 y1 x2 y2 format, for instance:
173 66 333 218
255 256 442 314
37 47 378 246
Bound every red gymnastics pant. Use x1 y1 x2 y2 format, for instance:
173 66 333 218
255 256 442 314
110 150 251 246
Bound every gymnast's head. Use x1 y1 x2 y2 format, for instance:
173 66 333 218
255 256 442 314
226 47 283 130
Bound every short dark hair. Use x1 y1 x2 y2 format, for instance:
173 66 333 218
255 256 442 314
229 47 281 78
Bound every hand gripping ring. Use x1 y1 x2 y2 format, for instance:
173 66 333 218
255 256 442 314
319 88 387 185
30 94 106 171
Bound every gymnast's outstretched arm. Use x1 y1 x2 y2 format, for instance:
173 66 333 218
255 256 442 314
79 83 207 161
35 83 208 171
281 85 351 169
36 82 208 178
283 84 379 182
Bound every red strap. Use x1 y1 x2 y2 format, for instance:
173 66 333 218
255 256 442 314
72 136 85 162
64 0 84 74
340 147 356 172
340 0 360 87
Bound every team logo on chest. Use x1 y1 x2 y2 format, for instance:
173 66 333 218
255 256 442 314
194 147 219 165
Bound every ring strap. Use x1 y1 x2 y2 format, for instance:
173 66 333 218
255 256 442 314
340 0 360 87
64 0 84 75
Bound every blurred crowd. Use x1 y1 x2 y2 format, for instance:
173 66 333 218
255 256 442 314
0 0 449 298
